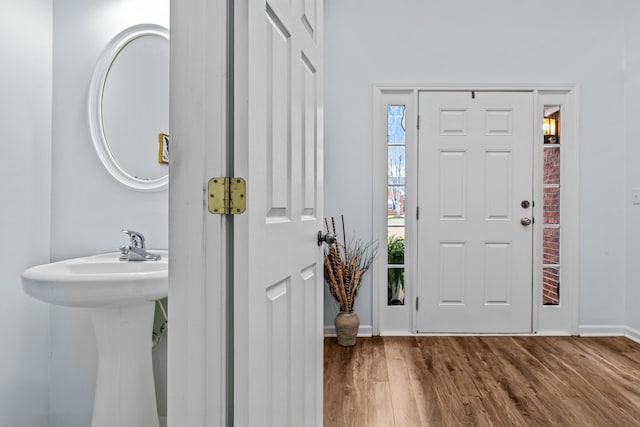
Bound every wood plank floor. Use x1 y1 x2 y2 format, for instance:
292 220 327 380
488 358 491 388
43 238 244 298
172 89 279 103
324 336 640 427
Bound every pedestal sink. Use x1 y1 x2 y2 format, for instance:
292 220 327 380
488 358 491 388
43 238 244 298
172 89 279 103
22 251 168 427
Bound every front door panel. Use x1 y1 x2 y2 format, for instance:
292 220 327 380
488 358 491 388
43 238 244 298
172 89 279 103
417 91 533 333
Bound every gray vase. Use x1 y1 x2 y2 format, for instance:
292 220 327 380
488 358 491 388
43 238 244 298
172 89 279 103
335 311 359 346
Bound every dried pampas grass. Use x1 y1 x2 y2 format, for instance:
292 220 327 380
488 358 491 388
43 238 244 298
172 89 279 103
323 216 377 312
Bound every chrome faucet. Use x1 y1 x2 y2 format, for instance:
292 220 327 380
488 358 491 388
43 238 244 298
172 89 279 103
120 229 162 261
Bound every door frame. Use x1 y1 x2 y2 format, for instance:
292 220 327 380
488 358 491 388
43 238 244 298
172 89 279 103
372 82 579 336
169 0 230 425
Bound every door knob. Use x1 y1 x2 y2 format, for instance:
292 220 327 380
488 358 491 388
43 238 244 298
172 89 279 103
317 231 336 246
520 217 533 226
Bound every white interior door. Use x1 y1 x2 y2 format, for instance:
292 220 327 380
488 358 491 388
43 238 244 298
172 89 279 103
416 91 533 333
234 0 323 426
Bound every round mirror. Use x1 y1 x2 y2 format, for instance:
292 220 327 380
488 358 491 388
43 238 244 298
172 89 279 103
89 24 169 192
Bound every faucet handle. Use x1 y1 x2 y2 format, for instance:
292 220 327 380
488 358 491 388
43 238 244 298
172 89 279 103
122 229 146 249
119 245 130 261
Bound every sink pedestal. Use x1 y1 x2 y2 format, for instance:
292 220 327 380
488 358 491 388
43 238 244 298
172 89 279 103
91 301 159 427
21 251 168 426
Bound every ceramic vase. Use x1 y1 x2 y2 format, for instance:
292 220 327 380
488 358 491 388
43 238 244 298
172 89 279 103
335 311 359 346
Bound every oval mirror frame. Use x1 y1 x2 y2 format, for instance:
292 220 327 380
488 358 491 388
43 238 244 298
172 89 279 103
88 24 169 192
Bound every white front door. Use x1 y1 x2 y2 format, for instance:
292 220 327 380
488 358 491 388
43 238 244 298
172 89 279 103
416 91 533 333
234 0 324 426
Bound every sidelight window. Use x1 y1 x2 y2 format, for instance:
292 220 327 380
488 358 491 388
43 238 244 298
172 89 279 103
542 106 561 305
387 105 406 306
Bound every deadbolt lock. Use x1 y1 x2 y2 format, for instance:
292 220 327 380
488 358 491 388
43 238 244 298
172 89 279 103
521 200 530 209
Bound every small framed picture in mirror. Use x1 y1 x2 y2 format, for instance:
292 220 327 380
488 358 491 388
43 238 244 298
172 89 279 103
158 133 169 164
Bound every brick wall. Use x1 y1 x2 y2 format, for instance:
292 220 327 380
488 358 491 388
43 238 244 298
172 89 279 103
543 267 560 305
544 146 560 184
543 228 560 265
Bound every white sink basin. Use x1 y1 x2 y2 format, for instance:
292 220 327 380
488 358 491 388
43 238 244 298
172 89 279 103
22 250 168 307
21 250 168 427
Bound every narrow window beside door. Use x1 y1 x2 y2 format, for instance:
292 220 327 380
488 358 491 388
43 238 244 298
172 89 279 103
387 105 406 306
543 106 561 305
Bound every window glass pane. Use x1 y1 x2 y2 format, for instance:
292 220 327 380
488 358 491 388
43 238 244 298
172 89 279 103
543 187 560 225
387 234 404 306
543 267 560 305
544 147 560 185
388 267 405 305
388 146 406 181
543 228 560 265
543 106 560 144
387 105 406 145
387 185 405 222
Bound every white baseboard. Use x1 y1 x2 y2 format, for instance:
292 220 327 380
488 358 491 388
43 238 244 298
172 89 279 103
380 331 416 336
322 324 640 342
626 326 640 344
579 324 640 345
324 324 372 337
534 331 572 336
578 324 627 336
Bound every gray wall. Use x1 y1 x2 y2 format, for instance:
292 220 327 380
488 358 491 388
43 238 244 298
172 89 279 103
0 0 52 425
626 3 640 334
50 0 169 425
324 0 633 330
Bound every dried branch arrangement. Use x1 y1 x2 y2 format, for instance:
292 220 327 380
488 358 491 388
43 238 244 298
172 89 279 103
323 216 377 312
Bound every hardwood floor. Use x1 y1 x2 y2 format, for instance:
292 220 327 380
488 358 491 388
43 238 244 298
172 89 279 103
323 336 640 426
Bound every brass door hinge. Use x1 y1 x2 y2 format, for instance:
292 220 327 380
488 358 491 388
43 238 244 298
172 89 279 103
207 177 246 215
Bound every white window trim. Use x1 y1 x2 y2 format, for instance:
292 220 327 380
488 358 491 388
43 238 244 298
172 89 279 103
535 90 580 335
372 89 417 335
372 83 579 336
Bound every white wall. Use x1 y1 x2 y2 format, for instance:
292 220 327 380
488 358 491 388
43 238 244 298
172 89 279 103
50 0 169 425
324 0 630 330
0 1 52 426
625 3 640 334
